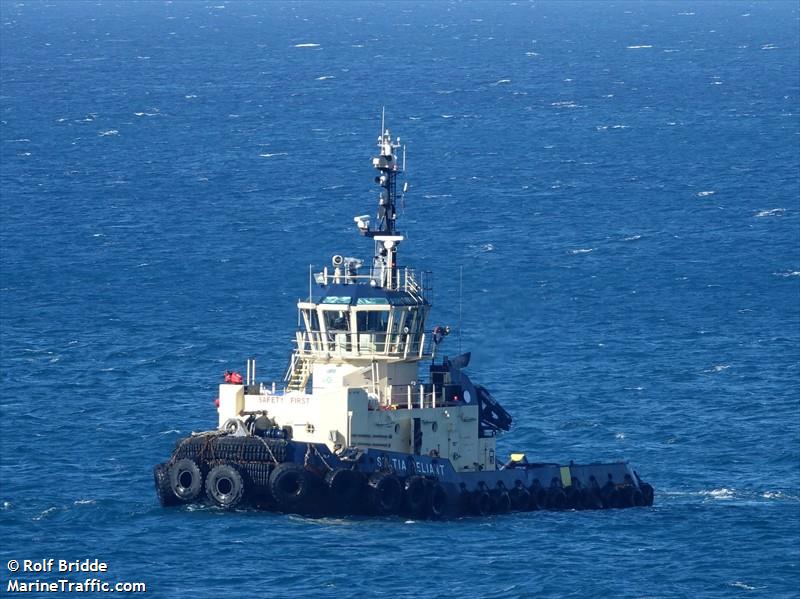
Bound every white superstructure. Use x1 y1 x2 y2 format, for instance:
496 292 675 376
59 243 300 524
218 122 499 473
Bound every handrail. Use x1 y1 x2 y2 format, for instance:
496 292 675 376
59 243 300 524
380 383 458 410
313 267 430 301
292 329 434 360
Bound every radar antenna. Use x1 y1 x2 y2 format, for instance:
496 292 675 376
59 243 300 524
352 110 409 289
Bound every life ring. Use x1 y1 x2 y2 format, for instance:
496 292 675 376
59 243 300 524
403 476 428 516
427 483 448 519
472 490 492 516
270 463 312 512
368 472 403 516
168 458 203 502
205 463 245 509
326 469 363 512
153 463 180 507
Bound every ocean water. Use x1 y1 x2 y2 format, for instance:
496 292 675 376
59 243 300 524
1 1 798 597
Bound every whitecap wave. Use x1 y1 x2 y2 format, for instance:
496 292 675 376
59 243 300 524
33 506 58 520
627 45 653 49
98 129 119 136
597 124 629 131
762 491 790 500
773 270 800 278
696 190 715 197
570 248 595 255
315 75 334 81
295 43 320 48
755 208 785 217
259 152 288 158
701 488 735 499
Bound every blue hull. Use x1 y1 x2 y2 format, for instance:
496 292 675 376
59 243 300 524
154 434 654 517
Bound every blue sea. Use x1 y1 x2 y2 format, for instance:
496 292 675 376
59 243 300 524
1 1 798 597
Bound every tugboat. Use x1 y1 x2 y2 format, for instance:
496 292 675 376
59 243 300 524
153 118 655 518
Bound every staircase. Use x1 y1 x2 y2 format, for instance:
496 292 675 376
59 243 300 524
285 353 312 392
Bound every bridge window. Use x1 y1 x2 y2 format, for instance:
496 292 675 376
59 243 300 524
324 310 350 331
356 310 389 333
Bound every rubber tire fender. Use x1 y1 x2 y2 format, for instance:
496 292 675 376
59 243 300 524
154 463 181 507
546 487 567 510
583 487 604 510
491 490 511 514
527 490 541 511
403 475 428 516
616 485 635 509
368 473 403 516
458 490 473 515
325 469 363 511
206 463 245 509
640 482 655 506
168 458 204 502
427 483 448 519
510 487 531 511
528 485 546 511
600 482 616 509
564 486 582 510
472 490 492 516
270 463 312 512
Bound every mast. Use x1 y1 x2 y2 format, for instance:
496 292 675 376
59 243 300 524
353 112 407 290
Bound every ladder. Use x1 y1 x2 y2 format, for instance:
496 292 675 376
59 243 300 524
285 353 312 392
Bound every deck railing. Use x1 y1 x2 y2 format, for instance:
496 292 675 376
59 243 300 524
314 267 430 302
381 383 455 409
293 329 434 360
